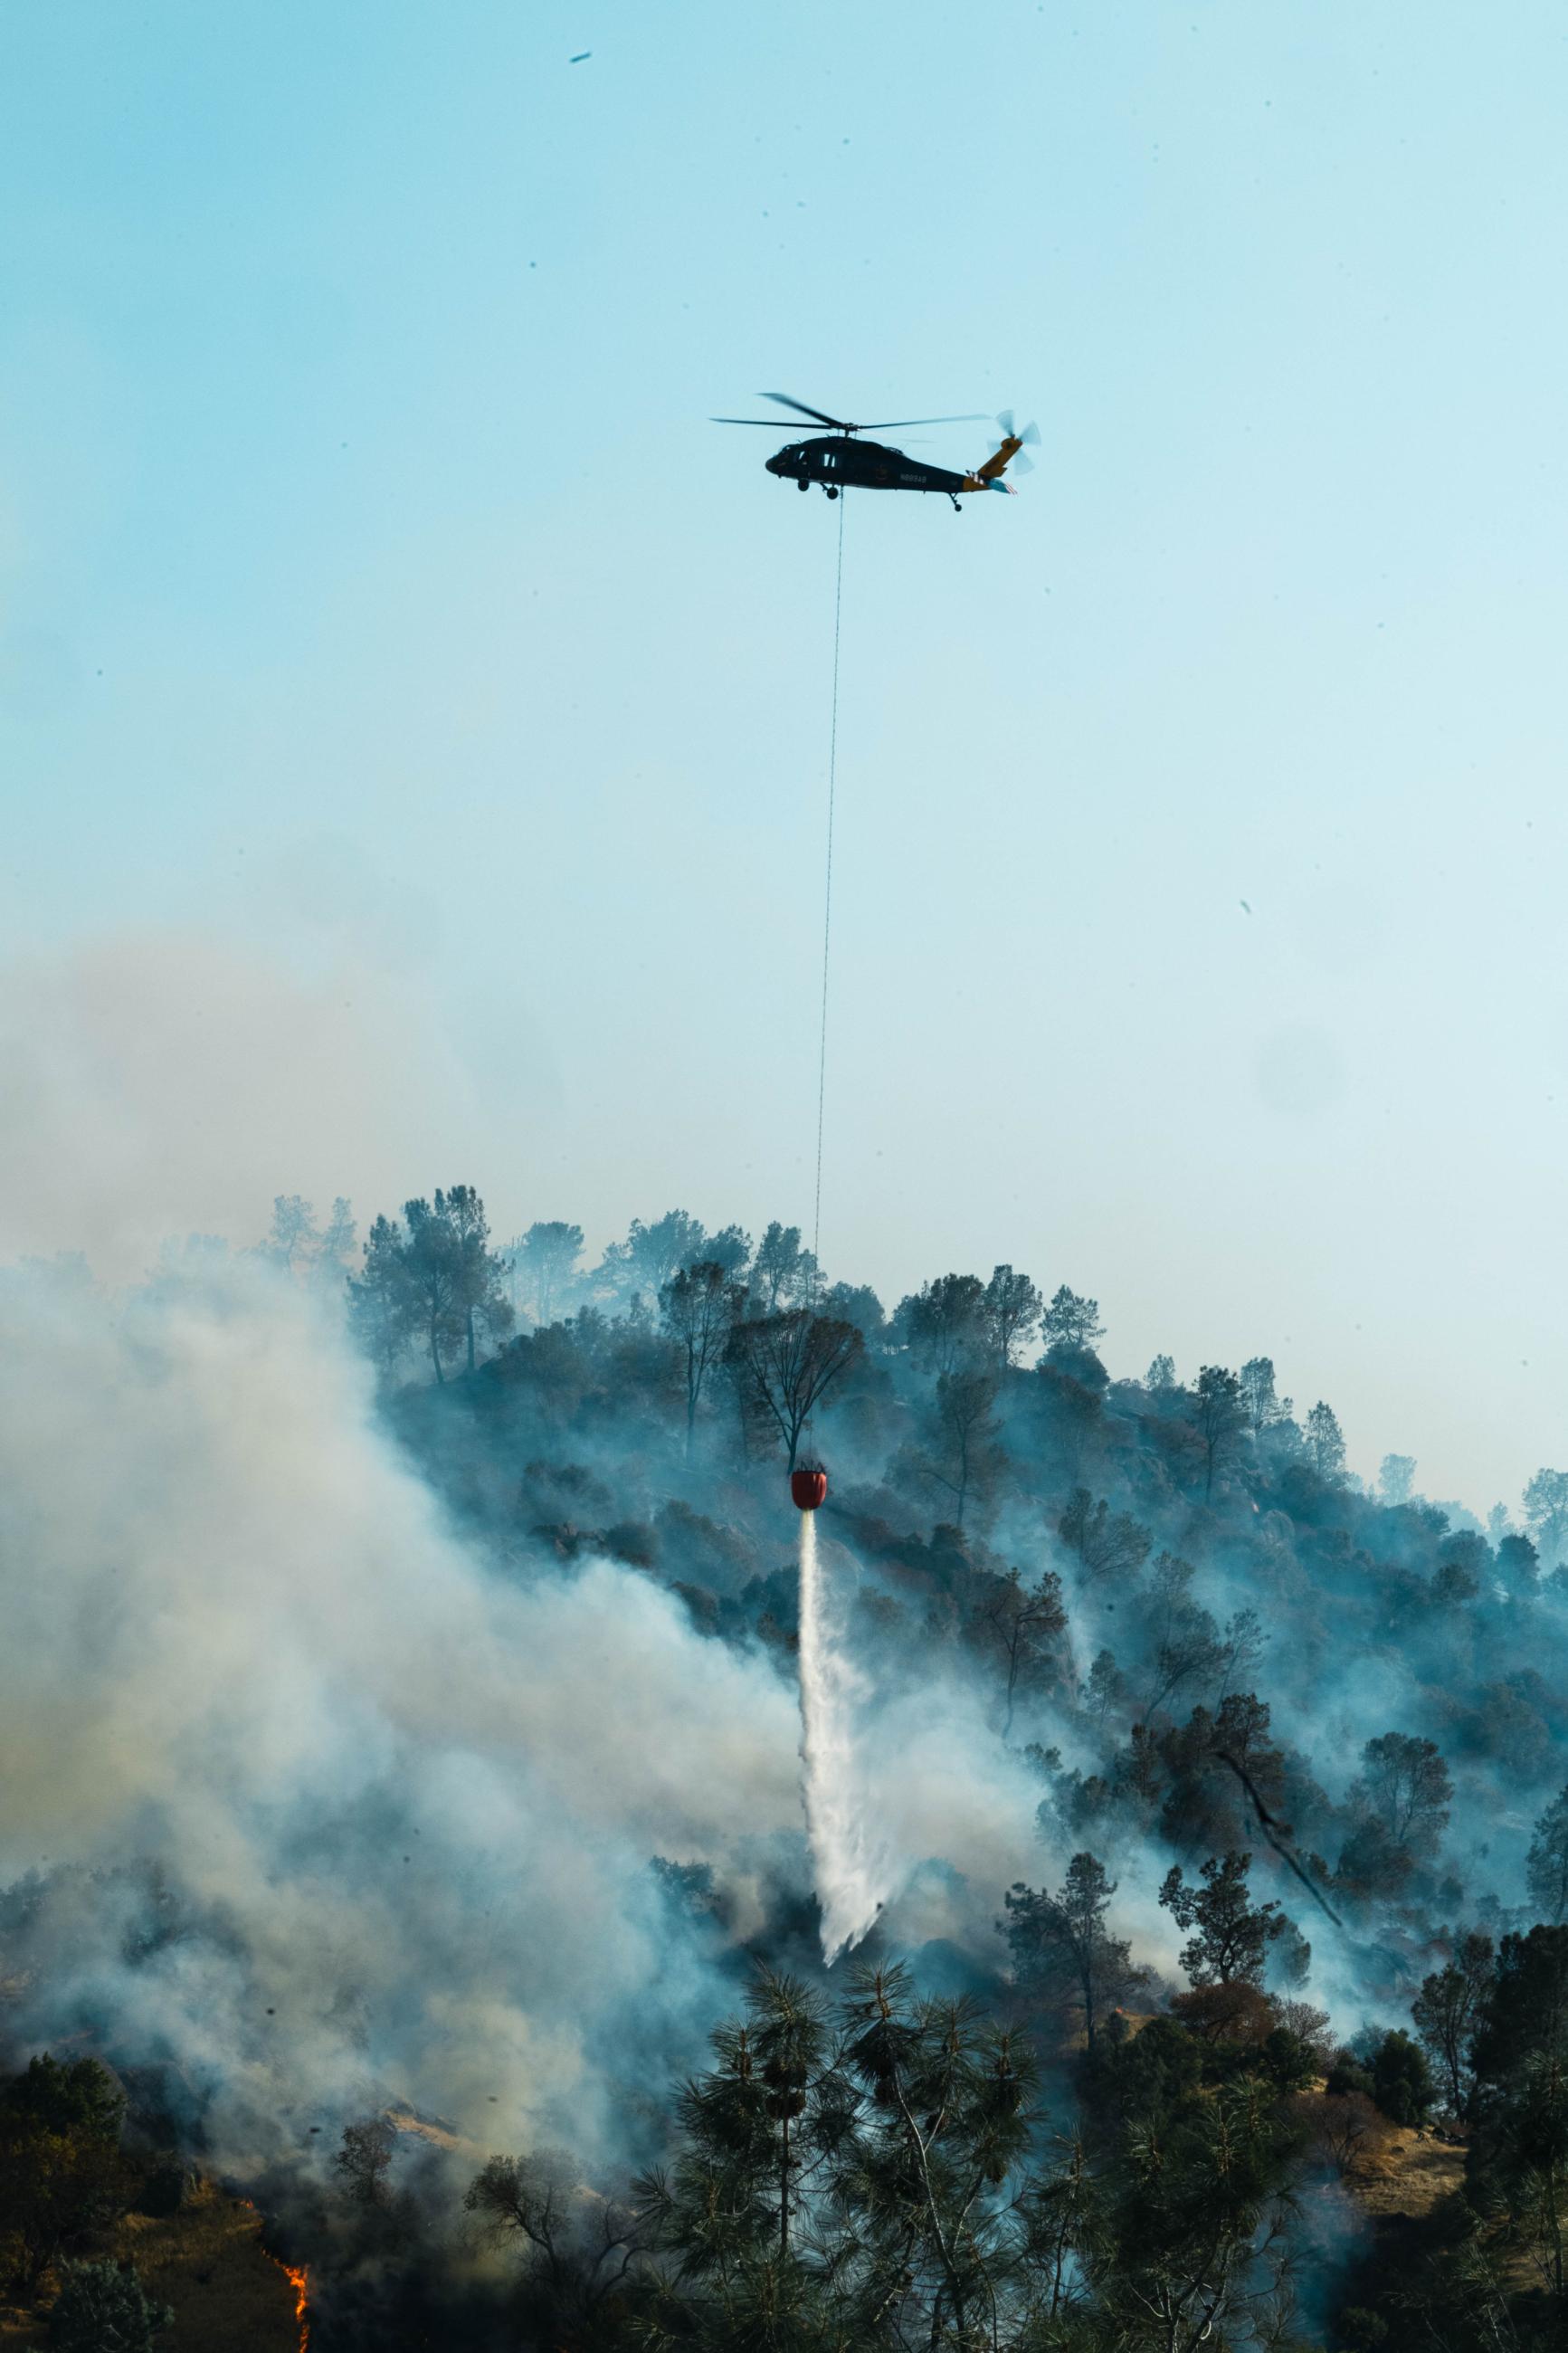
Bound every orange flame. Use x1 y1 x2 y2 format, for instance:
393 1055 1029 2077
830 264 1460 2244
283 2261 309 2349
261 2244 309 2350
233 2196 309 2349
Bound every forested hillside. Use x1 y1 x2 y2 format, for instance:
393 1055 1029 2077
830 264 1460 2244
2 1186 1566 2350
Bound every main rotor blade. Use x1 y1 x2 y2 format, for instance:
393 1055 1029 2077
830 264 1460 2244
761 392 854 429
717 396 993 433
857 413 989 430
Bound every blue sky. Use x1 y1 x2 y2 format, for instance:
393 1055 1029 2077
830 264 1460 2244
3 2 1567 1510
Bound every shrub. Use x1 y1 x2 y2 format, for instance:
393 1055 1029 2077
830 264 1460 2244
48 2259 172 2351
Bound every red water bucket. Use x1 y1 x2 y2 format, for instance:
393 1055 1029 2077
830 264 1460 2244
790 1466 828 1511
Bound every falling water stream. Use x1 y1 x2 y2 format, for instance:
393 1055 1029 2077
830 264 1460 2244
797 1510 889 1960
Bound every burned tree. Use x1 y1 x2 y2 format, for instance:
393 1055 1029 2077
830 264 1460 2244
983 1263 1042 1368
972 1565 1068 1739
507 1220 584 1325
1192 1366 1246 1503
895 1272 988 1377
1041 1284 1105 1356
726 1310 861 1469
751 1220 816 1310
1057 1489 1151 1584
378 1186 513 1381
442 1184 514 1374
660 1260 744 1452
912 1369 1004 1528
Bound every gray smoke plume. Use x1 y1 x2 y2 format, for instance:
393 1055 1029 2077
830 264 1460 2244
0 1253 1057 2174
0 1255 804 2167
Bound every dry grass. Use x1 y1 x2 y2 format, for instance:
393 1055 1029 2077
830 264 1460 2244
1347 2123 1467 2221
1294 2087 1468 2223
0 2179 302 2352
385 2100 465 2154
1323 2117 1554 2301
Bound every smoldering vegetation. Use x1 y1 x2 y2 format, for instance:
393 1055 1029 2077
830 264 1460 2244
2 1187 1567 2350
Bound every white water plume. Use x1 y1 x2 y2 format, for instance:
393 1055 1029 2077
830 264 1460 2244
796 1511 893 1961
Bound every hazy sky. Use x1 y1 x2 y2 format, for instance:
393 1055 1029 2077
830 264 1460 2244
3 3 1566 1511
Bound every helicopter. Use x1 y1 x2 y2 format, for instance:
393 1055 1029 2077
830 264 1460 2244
712 392 1039 510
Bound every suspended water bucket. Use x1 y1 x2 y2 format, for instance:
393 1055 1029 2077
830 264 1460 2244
791 1464 828 1511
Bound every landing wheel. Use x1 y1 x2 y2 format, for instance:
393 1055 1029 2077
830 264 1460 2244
825 485 840 500
949 494 963 513
797 477 809 492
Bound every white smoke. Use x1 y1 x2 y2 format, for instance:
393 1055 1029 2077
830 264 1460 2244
0 1254 803 2170
0 927 537 1280
0 1253 1061 2178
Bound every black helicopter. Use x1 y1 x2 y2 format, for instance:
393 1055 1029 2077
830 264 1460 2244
713 392 1038 510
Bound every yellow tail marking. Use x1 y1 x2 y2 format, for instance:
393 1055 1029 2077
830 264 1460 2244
974 434 1022 482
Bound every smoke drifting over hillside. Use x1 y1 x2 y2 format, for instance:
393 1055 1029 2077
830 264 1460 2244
5 1158 1568 2353
0 1258 777 2164
0 1254 1053 2179
0 929 527 1281
5 969 1568 2348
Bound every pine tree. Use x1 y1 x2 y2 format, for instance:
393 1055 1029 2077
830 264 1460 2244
1003 1853 1147 2048
1304 1400 1346 1478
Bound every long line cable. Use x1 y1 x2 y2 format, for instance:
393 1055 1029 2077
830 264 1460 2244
812 491 847 1297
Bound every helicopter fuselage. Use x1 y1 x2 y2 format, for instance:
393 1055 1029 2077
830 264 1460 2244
765 434 1003 498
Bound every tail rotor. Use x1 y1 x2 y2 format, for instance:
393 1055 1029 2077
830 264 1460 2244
993 409 1041 478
